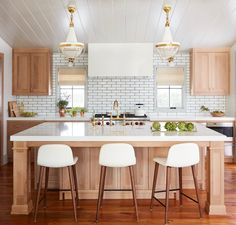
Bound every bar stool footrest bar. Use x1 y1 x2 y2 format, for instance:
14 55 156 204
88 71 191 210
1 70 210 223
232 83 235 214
181 192 199 204
104 189 132 192
154 188 180 193
153 196 166 208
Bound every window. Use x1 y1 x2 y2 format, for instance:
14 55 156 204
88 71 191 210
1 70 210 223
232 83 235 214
156 67 184 110
60 85 85 108
58 68 86 108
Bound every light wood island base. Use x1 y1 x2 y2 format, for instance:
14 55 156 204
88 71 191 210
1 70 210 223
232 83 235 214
11 140 226 216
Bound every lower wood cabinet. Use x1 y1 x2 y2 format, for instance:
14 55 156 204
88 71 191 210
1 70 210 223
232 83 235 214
7 120 44 161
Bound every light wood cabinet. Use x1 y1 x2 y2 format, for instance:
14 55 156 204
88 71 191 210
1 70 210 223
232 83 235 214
12 48 51 95
7 120 44 161
190 48 230 95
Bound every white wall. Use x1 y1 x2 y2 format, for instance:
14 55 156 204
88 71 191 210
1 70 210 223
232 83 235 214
226 43 236 116
0 37 14 164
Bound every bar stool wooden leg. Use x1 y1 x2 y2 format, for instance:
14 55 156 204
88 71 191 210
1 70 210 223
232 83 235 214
150 162 159 210
43 167 49 208
100 166 107 208
68 166 77 222
191 165 202 218
165 166 171 225
34 166 45 222
72 165 79 207
129 166 139 222
96 166 105 222
178 167 183 206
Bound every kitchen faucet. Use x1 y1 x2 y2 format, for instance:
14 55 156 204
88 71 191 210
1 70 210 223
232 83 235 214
113 100 119 118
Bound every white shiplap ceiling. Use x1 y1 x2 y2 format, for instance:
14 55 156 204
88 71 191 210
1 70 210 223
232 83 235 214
0 0 236 51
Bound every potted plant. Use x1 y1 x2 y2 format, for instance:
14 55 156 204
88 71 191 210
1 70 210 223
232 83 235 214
79 107 88 117
57 98 69 117
200 105 210 116
68 107 79 117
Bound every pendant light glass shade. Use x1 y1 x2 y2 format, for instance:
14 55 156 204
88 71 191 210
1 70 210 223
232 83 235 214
155 5 180 62
59 6 84 67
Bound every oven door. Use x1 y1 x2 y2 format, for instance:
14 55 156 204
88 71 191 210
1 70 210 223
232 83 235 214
206 122 233 138
206 122 234 160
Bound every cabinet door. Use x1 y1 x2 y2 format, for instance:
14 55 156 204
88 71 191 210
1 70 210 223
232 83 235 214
30 53 50 95
191 52 210 95
12 53 31 95
210 52 229 95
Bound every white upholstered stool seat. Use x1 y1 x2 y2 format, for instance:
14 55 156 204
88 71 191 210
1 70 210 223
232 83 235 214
37 144 78 168
99 143 136 167
96 143 139 222
153 143 200 168
150 143 202 225
34 144 79 222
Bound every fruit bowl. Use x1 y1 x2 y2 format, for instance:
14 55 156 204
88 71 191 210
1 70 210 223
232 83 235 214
210 111 225 117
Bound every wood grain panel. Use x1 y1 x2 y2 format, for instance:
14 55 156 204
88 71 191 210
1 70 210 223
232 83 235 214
12 48 51 96
7 120 44 161
30 52 50 95
73 147 90 190
148 147 178 191
191 48 230 96
211 52 229 95
12 53 31 95
89 148 119 190
120 147 149 190
191 51 210 95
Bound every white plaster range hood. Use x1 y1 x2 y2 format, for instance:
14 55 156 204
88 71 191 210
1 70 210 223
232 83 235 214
88 43 153 77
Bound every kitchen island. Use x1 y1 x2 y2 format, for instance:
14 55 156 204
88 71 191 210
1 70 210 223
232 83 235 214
10 122 227 216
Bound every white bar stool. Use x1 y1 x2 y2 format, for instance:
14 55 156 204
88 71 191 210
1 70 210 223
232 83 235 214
150 143 202 225
96 143 139 222
34 144 79 222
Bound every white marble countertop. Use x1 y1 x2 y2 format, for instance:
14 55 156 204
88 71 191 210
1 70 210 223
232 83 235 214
7 115 91 121
7 114 235 122
149 115 235 122
10 121 227 142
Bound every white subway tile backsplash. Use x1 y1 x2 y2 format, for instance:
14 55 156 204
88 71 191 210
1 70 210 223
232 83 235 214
15 52 226 116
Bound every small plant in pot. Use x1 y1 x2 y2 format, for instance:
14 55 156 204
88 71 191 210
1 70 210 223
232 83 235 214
68 107 79 117
57 98 69 117
200 105 210 115
79 107 88 117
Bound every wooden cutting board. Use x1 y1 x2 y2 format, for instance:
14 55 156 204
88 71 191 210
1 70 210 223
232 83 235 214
8 101 20 117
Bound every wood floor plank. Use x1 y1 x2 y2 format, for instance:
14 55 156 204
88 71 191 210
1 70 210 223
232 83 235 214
0 163 236 225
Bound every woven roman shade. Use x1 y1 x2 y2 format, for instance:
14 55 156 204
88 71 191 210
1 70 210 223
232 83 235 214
58 68 86 85
157 67 184 86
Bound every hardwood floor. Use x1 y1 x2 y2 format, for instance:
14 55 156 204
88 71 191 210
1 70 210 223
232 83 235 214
1 163 236 225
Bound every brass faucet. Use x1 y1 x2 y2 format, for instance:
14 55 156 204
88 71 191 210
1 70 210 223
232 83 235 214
113 100 119 118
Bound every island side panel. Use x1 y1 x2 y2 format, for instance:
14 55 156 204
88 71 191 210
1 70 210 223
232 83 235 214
59 146 206 199
11 141 33 215
148 147 178 199
120 147 149 197
205 141 226 215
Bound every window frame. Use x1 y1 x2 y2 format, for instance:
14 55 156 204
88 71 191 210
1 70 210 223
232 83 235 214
56 66 88 109
155 66 186 113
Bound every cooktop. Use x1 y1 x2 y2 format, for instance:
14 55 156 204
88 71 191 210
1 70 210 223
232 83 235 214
94 113 148 118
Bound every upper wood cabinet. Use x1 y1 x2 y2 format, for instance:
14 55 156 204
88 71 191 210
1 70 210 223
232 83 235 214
190 48 230 96
12 48 51 95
